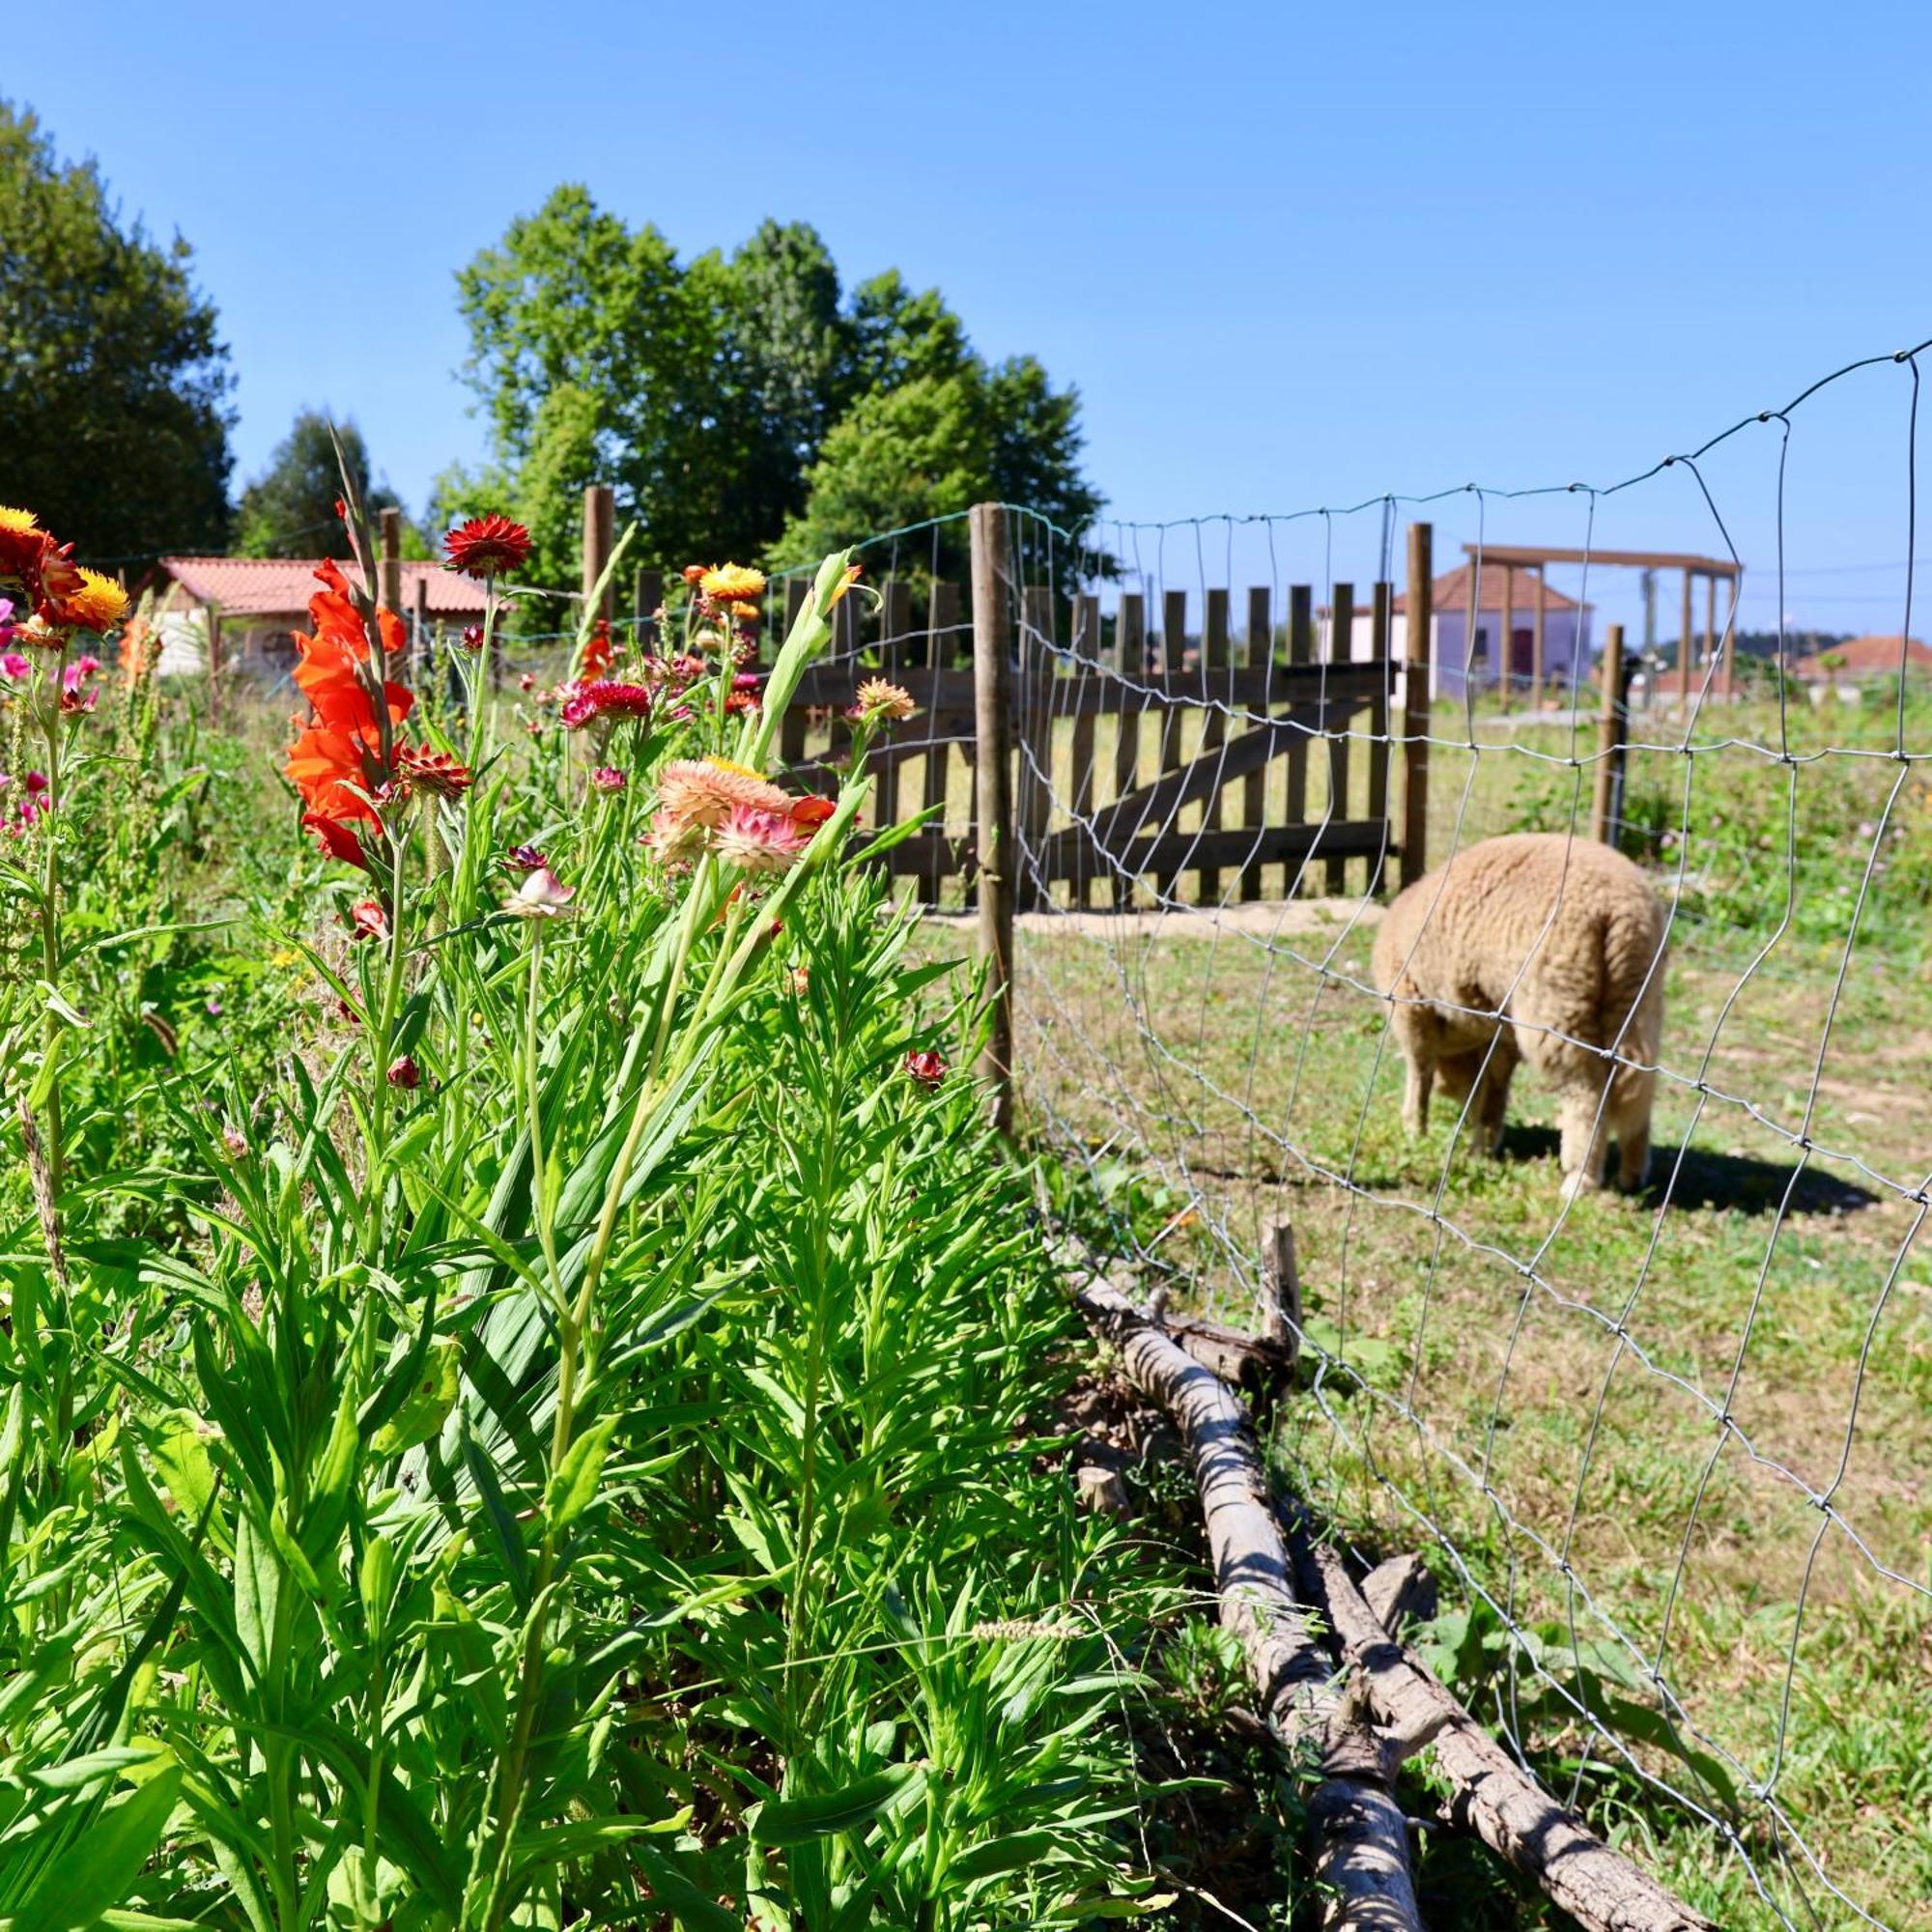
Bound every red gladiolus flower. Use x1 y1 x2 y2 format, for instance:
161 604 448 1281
443 514 531 579
905 1049 948 1089
790 795 836 829
350 898 389 941
581 617 614 678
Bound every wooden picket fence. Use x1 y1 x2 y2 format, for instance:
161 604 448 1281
595 498 1435 917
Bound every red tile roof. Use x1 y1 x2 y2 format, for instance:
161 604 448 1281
1390 564 1582 616
157 555 489 619
1789 634 1932 680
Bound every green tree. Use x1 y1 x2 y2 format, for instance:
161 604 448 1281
446 189 1102 591
0 99 233 563
234 411 417 558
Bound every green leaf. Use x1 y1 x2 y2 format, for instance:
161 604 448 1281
749 1764 926 1846
11 1763 182 1931
547 1412 618 1529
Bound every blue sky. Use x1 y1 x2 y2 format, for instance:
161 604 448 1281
18 1 1932 637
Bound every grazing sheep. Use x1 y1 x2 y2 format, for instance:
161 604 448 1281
1371 833 1666 1198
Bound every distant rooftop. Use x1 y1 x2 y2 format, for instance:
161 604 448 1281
1789 633 1932 680
1390 564 1584 617
157 555 489 619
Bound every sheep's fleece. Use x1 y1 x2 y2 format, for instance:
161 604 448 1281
1371 833 1666 1197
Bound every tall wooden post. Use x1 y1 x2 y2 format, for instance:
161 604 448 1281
1367 580 1393 896
1531 566 1547 710
1400 524 1433 890
379 508 403 616
1592 623 1629 846
582 484 615 624
1678 569 1693 706
1070 593 1102 907
970 503 1016 1137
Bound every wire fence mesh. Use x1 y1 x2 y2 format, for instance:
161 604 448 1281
966 344 1932 1928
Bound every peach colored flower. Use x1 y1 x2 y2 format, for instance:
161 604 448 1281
656 757 792 830
713 805 809 874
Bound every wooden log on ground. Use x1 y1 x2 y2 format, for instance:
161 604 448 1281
1282 1499 1717 1932
1067 1268 1425 1931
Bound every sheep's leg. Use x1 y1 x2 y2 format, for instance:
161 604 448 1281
1610 1074 1654 1192
1402 1052 1434 1137
1556 1087 1610 1201
1473 1042 1518 1157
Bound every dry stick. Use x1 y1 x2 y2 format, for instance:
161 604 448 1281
1281 1499 1718 1932
1067 1269 1425 1932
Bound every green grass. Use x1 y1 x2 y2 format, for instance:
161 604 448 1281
978 691 1932 1929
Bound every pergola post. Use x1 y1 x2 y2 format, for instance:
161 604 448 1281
1532 567 1547 710
1703 574 1717 700
1678 569 1693 707
1722 568 1740 701
1498 566 1514 713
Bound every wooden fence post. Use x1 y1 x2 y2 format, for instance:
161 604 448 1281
635 565 663 650
1112 591 1146 910
582 485 615 626
1241 587 1271 902
379 508 403 616
1285 584 1312 895
411 574 430 681
1070 593 1101 907
1157 589 1187 902
1367 581 1393 896
1592 622 1629 847
1401 523 1433 890
1324 583 1353 895
971 504 1017 1136
1198 588 1230 903
206 603 223 723
1260 1213 1301 1358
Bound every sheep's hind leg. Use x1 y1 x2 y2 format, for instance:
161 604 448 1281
1556 1086 1611 1202
1402 1053 1434 1137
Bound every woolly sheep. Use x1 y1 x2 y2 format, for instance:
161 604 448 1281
1371 833 1666 1198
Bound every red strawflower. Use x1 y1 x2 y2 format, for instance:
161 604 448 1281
443 514 531 579
395 744 474 799
502 843 549 872
905 1049 948 1089
559 679 653 729
386 1054 421 1090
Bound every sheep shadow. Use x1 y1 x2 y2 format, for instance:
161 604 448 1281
1496 1123 1878 1216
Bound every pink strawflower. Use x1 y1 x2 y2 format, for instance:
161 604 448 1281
656 757 793 830
713 805 809 875
590 765 626 792
0 652 27 680
23 771 47 795
559 679 653 729
506 866 576 918
519 672 536 693
644 807 708 868
905 1049 948 1088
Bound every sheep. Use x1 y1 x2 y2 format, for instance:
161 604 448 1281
1371 833 1667 1198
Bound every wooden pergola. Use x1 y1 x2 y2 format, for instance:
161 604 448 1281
1461 545 1745 707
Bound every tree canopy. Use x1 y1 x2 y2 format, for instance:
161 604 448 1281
443 193 1101 588
0 99 233 564
234 412 421 558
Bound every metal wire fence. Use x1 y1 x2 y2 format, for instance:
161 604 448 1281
968 342 1932 1928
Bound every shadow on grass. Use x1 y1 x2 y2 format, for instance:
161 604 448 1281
1492 1123 1879 1216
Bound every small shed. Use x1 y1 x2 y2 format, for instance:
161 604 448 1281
1348 564 1593 702
154 556 488 665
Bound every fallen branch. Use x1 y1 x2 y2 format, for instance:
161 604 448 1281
1282 1499 1718 1932
1068 1268 1425 1931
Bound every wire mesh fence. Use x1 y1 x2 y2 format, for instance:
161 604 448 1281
957 344 1932 1928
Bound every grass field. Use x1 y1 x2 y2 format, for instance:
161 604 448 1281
927 689 1932 1929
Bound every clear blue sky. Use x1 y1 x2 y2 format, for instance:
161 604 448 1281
19 1 1932 638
